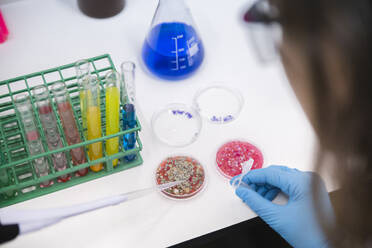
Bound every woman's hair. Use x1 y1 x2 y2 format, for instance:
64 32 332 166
273 0 372 246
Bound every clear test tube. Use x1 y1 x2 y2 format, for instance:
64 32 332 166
86 76 103 172
105 71 120 167
52 82 88 177
32 86 70 182
121 61 137 162
75 59 90 138
14 94 53 188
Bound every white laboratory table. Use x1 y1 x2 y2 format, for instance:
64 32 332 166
0 0 331 247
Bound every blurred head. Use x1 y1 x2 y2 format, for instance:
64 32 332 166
245 0 372 246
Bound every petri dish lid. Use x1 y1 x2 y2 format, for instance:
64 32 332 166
152 103 202 147
193 85 244 124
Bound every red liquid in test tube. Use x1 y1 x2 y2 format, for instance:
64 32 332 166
57 101 88 176
26 131 53 188
15 94 53 188
38 105 71 182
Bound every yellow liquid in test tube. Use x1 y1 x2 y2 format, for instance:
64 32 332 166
87 106 103 172
105 86 120 166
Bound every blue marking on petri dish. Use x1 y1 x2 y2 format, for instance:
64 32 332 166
142 22 204 81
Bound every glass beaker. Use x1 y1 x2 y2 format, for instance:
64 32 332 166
52 82 89 177
14 94 53 188
142 0 204 81
33 86 70 182
86 76 103 172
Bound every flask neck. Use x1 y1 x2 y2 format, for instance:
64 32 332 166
153 0 192 26
159 0 186 6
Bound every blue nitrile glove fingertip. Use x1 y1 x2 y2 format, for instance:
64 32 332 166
230 175 240 186
236 186 249 199
242 170 254 184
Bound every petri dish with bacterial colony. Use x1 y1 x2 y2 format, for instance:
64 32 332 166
216 140 264 179
155 155 206 200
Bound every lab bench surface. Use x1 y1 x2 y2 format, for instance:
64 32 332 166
0 0 336 247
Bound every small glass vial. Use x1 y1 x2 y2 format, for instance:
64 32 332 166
52 82 88 177
33 86 70 182
14 94 52 188
86 76 103 172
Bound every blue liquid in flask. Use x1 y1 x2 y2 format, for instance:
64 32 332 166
142 22 204 80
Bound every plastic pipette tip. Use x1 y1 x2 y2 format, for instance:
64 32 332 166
157 180 185 191
0 10 9 43
231 158 254 189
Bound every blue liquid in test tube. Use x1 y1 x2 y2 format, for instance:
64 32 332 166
120 61 137 162
122 104 136 161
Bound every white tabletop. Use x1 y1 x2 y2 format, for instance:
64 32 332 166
0 0 329 247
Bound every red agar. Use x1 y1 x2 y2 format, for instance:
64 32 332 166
216 140 263 179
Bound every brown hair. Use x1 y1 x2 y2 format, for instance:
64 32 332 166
273 0 372 247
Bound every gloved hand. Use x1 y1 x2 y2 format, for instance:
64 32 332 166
231 166 334 248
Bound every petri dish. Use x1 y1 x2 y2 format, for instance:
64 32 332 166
155 155 206 200
152 103 202 147
216 140 263 179
193 85 244 124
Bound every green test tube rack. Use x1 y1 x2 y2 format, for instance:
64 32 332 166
0 54 143 208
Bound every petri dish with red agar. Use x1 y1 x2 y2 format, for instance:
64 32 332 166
155 155 206 200
216 140 264 179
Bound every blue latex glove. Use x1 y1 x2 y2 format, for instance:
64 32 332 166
231 166 334 248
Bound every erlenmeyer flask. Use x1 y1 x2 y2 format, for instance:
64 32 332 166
142 0 204 81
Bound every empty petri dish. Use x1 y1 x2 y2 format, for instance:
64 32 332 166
155 155 206 200
216 140 263 179
193 85 244 124
152 103 202 147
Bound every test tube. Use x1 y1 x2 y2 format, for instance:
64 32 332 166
121 61 137 162
86 76 103 172
75 60 90 138
14 94 52 188
32 86 70 182
105 71 120 167
52 82 88 177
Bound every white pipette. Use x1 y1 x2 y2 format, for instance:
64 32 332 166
0 180 184 235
